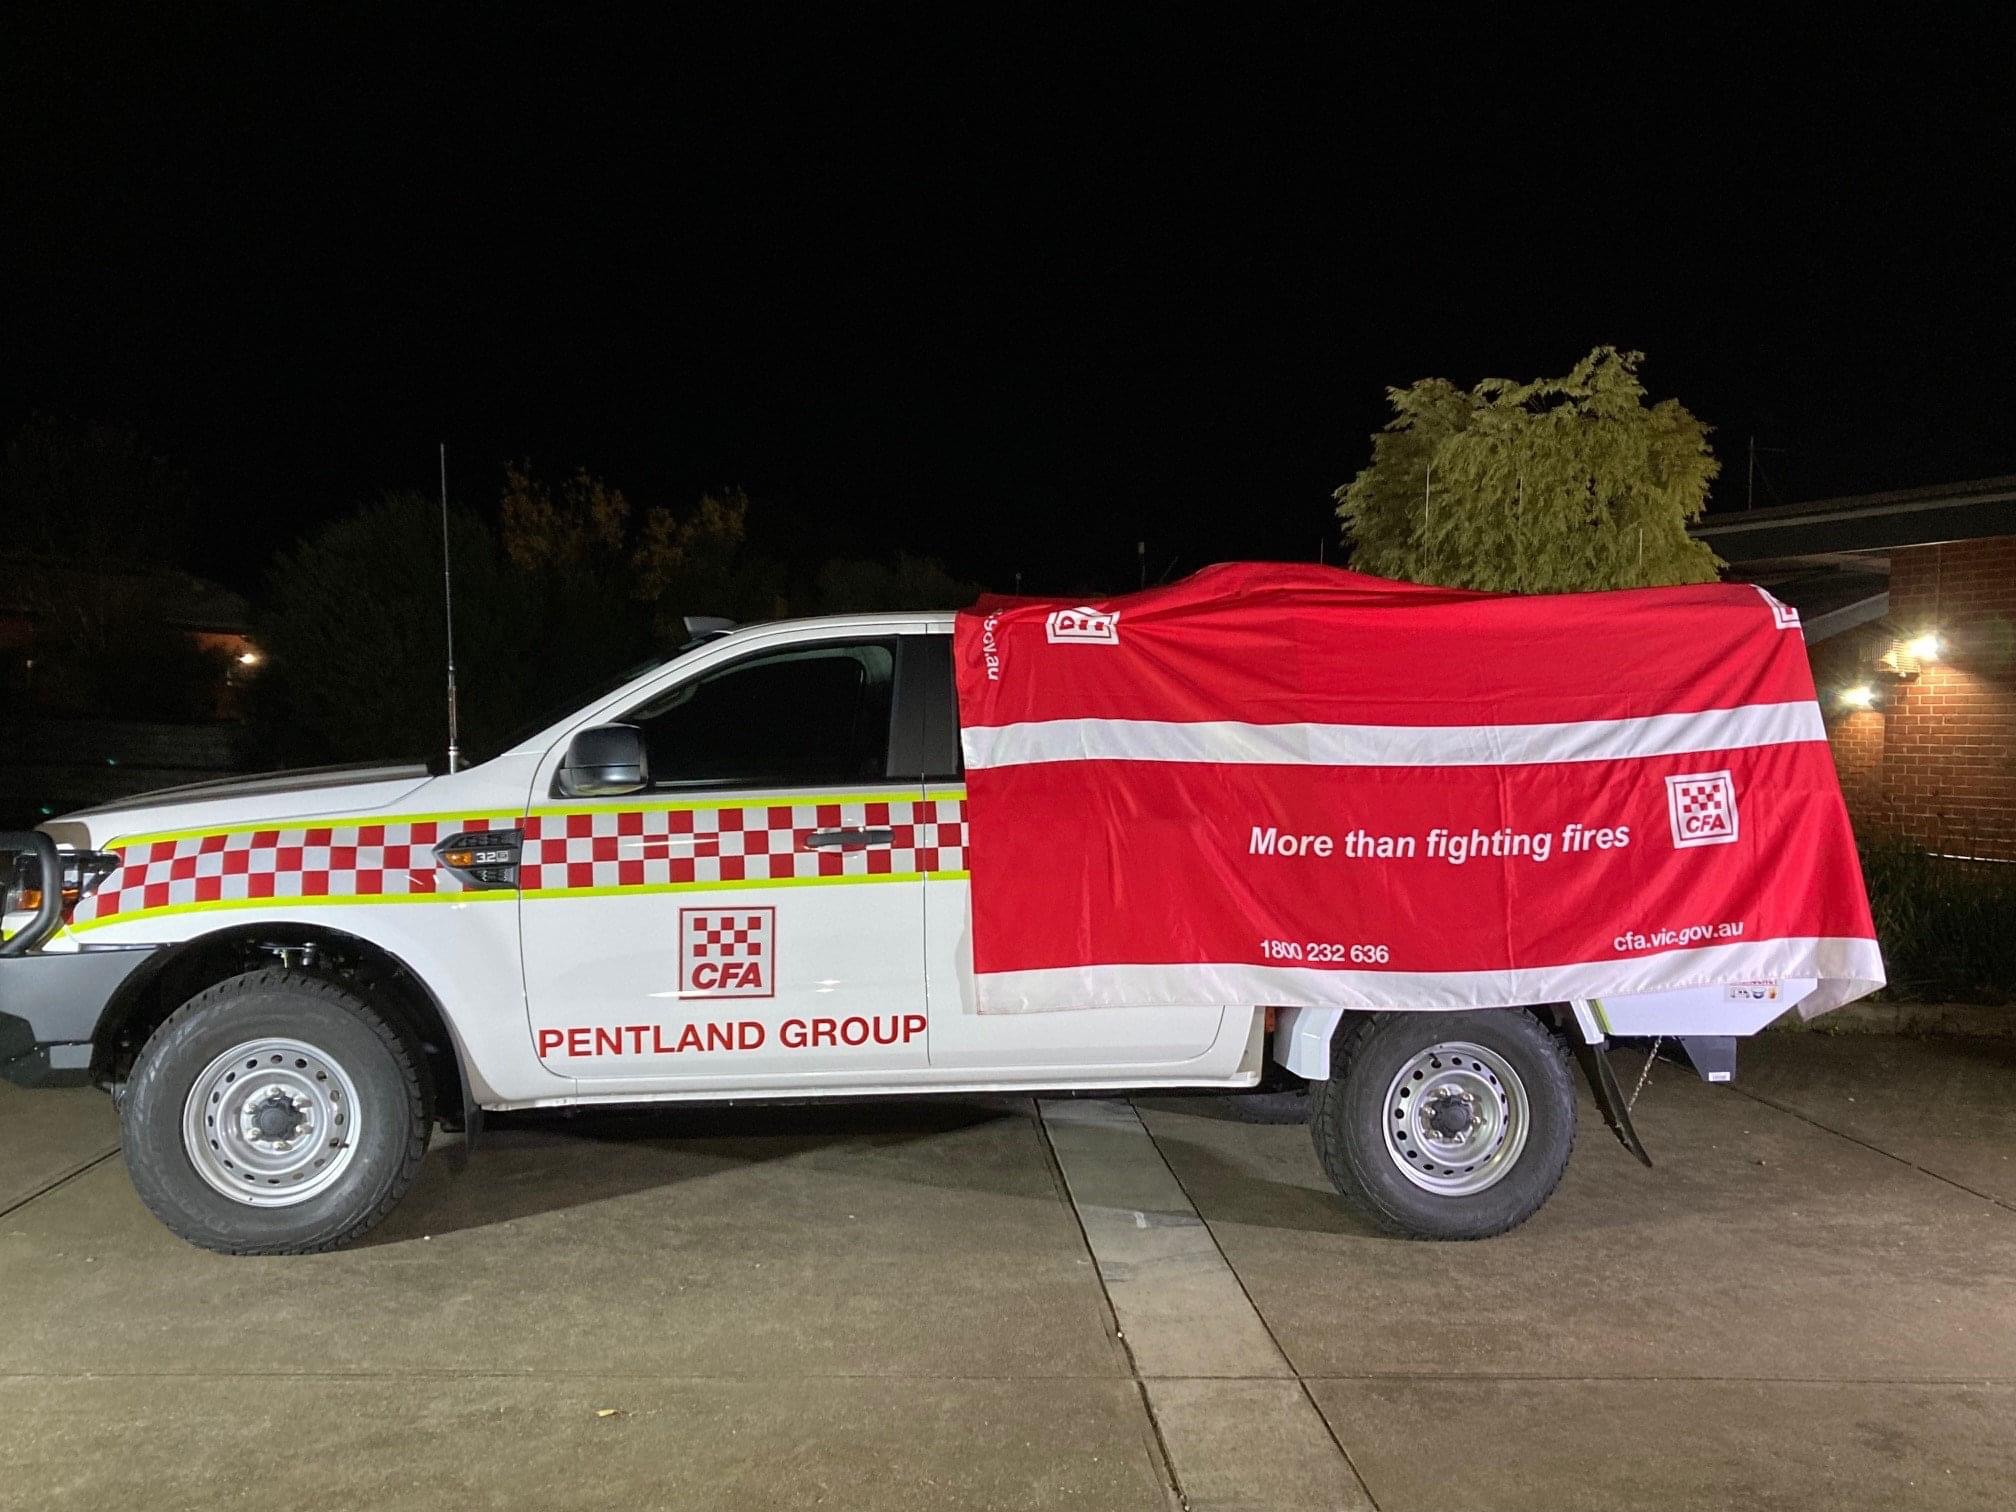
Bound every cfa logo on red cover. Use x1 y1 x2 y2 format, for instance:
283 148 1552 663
1045 607 1120 645
680 907 775 997
1665 771 1740 848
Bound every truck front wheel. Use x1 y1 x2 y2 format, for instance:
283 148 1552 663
120 969 430 1254
1312 1009 1575 1240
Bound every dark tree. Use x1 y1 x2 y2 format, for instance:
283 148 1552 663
502 466 785 650
1337 348 1723 591
809 553 980 613
253 494 538 765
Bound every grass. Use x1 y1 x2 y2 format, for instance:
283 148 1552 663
1858 840 2016 1005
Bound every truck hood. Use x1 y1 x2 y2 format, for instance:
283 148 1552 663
48 762 437 848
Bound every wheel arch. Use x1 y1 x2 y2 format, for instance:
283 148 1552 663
1275 1003 1584 1081
90 922 474 1127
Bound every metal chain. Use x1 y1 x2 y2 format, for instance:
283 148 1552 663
1627 1037 1663 1113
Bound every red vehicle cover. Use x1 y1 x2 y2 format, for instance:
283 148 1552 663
953 562 1883 1018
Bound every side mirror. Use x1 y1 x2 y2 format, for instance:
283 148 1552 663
558 723 649 797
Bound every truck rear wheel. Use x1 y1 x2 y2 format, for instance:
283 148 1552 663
1312 1009 1575 1240
120 968 429 1254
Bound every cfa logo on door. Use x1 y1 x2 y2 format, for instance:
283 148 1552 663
1665 771 1740 848
680 907 776 998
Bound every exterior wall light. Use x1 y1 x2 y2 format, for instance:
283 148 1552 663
1839 685 1876 709
237 650 261 666
1879 632 1943 679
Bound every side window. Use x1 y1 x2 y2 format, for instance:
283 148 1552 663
626 641 897 790
914 632 963 779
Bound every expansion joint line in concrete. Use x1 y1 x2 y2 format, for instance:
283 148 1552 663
1037 1097 1383 1512
1733 1088 2016 1215
1140 1114 1384 1512
0 1148 121 1221
1029 1098 1188 1509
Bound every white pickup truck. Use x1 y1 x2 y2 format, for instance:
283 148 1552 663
2 612 1808 1252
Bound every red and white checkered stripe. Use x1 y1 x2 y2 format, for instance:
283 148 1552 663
71 817 510 927
71 800 968 928
519 798 967 890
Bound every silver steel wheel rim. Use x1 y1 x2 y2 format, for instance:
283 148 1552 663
1382 1040 1529 1197
180 1037 362 1207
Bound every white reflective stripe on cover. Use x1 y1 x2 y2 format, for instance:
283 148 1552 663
987 945 1874 1020
961 701 1827 771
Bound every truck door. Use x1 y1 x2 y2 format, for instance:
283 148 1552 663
910 632 1230 1072
520 628 932 1090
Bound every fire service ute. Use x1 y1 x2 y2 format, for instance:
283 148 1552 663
2 564 1881 1252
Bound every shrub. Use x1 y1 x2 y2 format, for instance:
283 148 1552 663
1858 840 2016 1004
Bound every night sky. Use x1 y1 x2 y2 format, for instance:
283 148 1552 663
7 7 2013 597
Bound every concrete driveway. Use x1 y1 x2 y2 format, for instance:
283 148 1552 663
2 1033 2012 1511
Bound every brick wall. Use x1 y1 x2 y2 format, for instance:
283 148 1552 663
1818 537 2016 859
1829 707 1886 811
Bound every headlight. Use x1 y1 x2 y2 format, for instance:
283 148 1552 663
3 850 116 919
1 853 35 916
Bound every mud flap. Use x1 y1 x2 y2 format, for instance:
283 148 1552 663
444 1081 484 1168
1573 1040 1653 1167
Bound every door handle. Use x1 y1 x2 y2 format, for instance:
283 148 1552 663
804 826 895 850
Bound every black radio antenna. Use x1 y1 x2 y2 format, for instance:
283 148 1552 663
439 442 460 773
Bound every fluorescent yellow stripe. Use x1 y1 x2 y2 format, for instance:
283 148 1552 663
523 870 926 901
527 790 933 820
528 867 969 900
110 809 518 851
1590 999 1614 1035
67 890 515 934
923 788 968 802
528 874 967 899
4 922 81 945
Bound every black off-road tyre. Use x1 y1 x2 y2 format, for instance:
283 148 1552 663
120 969 430 1254
1311 1009 1576 1240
